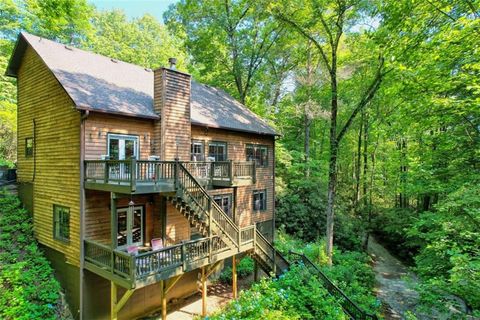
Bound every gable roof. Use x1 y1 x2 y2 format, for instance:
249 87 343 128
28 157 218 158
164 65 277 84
6 32 277 136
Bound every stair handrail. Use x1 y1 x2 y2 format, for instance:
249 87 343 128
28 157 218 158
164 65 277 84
289 251 378 320
254 231 290 274
175 161 240 247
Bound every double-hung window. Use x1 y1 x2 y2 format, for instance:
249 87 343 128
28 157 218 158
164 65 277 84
208 141 227 161
213 194 233 217
253 189 267 211
53 205 70 242
25 137 34 157
191 140 205 161
246 144 268 167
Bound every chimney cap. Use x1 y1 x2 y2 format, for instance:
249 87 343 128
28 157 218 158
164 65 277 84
168 57 177 69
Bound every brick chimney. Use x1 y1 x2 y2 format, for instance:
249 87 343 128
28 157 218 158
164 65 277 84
153 60 191 161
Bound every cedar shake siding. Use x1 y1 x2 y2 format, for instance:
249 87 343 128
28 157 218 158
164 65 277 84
17 45 81 266
84 113 155 160
192 125 275 227
154 68 192 161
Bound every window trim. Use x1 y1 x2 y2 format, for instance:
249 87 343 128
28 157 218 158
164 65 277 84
213 193 233 217
106 133 140 160
253 189 267 211
116 205 144 249
25 137 34 158
191 139 205 161
246 144 268 168
53 204 70 243
208 141 228 162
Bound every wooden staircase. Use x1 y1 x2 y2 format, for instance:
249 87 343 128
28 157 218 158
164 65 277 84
172 162 290 276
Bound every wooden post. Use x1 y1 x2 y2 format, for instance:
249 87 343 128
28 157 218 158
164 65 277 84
110 193 117 272
104 161 109 183
208 199 212 262
252 160 256 184
232 255 237 299
160 280 167 320
254 259 258 282
201 267 207 317
110 281 135 320
229 159 234 183
130 157 137 192
111 281 117 320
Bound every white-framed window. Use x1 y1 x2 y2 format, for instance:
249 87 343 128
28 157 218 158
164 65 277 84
107 134 139 160
191 140 205 161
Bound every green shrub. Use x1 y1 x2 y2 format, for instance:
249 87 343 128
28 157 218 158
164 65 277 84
0 193 63 320
218 257 255 284
209 265 346 320
275 230 380 314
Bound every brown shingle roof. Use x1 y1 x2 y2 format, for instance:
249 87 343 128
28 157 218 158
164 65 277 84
6 32 277 136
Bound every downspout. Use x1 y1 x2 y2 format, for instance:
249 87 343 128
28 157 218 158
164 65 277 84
79 110 88 319
32 119 36 182
272 135 277 243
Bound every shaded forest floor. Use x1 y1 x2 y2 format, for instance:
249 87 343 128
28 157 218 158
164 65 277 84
368 236 468 320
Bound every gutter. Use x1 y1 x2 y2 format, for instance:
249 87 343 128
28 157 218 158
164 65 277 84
78 110 88 319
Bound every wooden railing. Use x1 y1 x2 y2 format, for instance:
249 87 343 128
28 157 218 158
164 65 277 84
289 252 378 320
176 162 240 247
84 159 255 191
253 231 290 276
183 160 255 184
84 235 242 286
84 159 176 192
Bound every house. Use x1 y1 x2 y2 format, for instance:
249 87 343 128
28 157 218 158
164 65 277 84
6 32 289 320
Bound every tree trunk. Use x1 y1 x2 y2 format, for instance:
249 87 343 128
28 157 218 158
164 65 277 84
305 114 311 177
354 113 363 210
325 68 338 266
363 111 368 209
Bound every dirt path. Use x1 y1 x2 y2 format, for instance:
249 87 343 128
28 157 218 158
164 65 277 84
368 236 467 320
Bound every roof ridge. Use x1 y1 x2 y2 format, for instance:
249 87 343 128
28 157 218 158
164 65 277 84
21 31 153 73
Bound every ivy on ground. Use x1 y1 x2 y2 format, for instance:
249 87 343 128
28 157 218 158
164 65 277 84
0 193 62 320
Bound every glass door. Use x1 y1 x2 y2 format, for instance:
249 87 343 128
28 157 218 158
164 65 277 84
117 206 144 248
108 134 139 178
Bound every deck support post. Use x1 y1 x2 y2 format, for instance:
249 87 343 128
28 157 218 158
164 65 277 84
110 282 134 320
254 259 258 282
201 266 207 317
232 255 237 299
160 280 166 320
110 193 117 273
160 274 184 320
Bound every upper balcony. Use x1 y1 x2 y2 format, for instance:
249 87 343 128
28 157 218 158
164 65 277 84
84 159 256 194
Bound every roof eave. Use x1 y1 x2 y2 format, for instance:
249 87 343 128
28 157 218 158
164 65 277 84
190 120 278 137
76 105 159 120
5 32 28 78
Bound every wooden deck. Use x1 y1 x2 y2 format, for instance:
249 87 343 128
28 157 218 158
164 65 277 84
84 160 256 193
84 233 255 289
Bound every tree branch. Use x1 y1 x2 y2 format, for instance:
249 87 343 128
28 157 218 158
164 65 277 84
275 12 333 75
336 56 387 142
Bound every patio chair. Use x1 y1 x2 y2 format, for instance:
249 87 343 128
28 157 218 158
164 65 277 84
151 238 164 251
127 245 139 256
